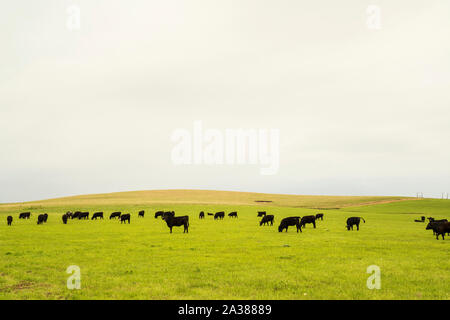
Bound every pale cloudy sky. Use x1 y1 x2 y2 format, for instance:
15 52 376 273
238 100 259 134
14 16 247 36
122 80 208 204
1 1 449 202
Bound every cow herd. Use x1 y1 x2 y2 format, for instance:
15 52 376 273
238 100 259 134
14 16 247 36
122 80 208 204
415 216 450 240
3 209 450 240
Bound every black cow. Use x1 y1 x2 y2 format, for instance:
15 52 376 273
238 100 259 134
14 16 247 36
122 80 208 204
155 211 164 218
260 214 274 226
72 211 82 219
62 214 68 224
37 214 46 225
199 211 205 219
278 217 301 232
346 217 365 231
110 212 121 219
163 214 189 233
78 212 89 220
316 213 324 220
300 215 316 229
228 212 238 218
434 222 450 240
7 216 13 226
43 213 48 223
120 214 131 224
138 210 145 218
426 219 448 235
257 211 266 217
19 212 31 219
92 212 103 220
214 212 225 220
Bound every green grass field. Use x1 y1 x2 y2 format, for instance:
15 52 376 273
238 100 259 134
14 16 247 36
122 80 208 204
0 190 448 300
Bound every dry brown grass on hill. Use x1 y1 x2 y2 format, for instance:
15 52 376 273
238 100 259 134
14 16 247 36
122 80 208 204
0 189 413 210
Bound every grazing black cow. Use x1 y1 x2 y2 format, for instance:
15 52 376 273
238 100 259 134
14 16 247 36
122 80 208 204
19 212 31 219
78 212 89 220
138 210 145 218
37 214 46 225
72 211 82 219
120 214 131 224
257 211 266 217
316 213 324 221
426 219 448 235
228 212 238 218
92 212 103 220
278 217 301 232
260 214 274 226
214 212 225 220
199 211 205 219
7 216 13 226
163 214 189 233
207 213 214 216
300 215 316 229
155 211 164 218
434 222 450 240
346 217 365 231
110 212 121 219
62 214 68 224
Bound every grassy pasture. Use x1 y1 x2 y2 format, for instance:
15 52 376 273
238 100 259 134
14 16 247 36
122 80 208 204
0 190 448 300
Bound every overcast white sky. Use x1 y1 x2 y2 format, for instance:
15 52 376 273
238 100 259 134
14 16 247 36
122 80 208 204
1 1 449 202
